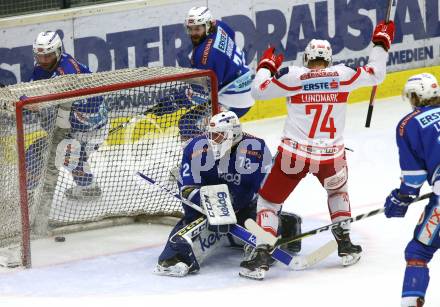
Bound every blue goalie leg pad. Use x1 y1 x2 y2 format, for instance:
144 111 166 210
158 219 200 271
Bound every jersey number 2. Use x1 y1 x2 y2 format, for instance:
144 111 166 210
305 104 336 139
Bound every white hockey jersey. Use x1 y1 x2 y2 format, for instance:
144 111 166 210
252 46 388 162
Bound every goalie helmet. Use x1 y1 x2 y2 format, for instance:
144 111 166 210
303 39 332 67
403 73 440 107
207 111 242 160
185 6 214 35
33 31 63 61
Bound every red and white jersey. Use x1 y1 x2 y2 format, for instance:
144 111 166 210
252 46 388 162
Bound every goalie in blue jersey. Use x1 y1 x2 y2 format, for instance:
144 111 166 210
384 73 440 307
27 31 108 200
154 111 302 277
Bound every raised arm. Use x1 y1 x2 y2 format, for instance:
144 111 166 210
251 47 302 100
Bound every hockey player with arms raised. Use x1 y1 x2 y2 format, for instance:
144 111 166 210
240 21 395 280
28 31 108 200
384 73 440 307
154 111 276 276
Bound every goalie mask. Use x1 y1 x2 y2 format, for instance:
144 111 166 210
33 31 63 71
207 111 242 160
403 73 440 108
303 39 332 67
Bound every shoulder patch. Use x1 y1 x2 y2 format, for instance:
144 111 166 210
275 67 289 80
202 38 214 65
68 58 82 74
399 109 422 137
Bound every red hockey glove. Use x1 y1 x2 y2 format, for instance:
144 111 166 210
257 47 284 75
372 20 395 51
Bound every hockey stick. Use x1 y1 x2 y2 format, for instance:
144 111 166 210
245 192 434 248
136 171 337 270
109 105 156 135
109 93 210 135
365 0 395 127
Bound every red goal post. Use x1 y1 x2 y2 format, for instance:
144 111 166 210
0 67 218 268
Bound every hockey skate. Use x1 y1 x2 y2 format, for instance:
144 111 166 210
331 226 362 266
242 244 275 267
65 182 102 201
153 256 198 277
401 296 425 307
239 244 272 280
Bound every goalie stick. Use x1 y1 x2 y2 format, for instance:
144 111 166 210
137 171 337 270
365 0 396 127
245 192 434 248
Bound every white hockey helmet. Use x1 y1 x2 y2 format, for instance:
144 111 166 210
403 73 440 107
185 6 214 35
303 39 332 67
207 111 242 160
33 31 63 62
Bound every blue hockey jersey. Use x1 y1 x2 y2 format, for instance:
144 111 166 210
190 20 250 92
396 105 440 194
152 20 251 118
29 53 107 132
179 133 272 218
29 53 91 81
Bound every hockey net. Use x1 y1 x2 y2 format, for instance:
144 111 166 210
0 66 218 267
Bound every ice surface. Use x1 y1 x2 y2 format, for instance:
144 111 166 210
0 97 438 307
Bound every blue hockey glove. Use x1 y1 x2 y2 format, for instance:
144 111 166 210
207 223 230 234
384 189 413 218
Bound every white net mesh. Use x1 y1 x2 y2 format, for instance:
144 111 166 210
0 66 216 266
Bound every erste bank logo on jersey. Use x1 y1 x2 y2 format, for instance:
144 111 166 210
301 77 339 91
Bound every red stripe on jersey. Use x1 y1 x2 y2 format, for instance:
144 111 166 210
330 211 351 219
340 68 361 85
277 145 343 164
260 79 271 91
272 78 302 91
290 92 349 104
